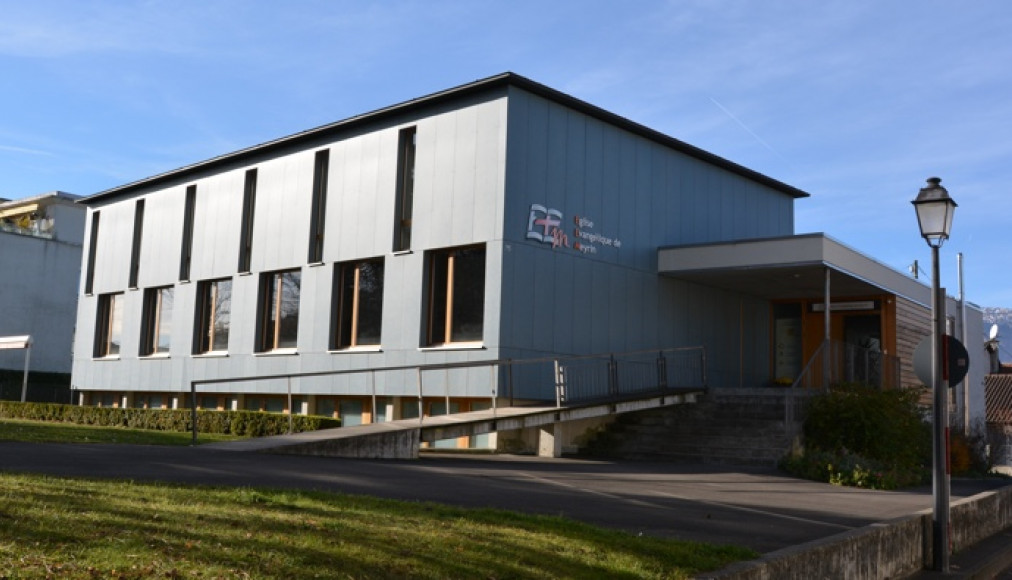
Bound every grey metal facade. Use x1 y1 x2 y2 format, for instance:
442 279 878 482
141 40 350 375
70 74 804 408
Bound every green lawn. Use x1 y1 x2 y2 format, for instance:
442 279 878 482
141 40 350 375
0 473 754 579
0 419 757 578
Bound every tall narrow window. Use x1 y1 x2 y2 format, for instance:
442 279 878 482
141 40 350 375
426 245 485 345
393 127 416 252
195 278 232 354
84 210 100 295
238 168 257 273
129 199 145 288
257 269 301 352
307 149 330 263
332 259 384 349
140 286 174 356
179 185 197 281
94 293 124 358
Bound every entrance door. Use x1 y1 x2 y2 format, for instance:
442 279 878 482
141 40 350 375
843 315 882 386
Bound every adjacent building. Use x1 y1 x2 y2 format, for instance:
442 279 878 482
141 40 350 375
1 192 85 399
69 73 987 437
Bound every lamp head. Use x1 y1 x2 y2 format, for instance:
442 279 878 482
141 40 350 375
912 177 957 247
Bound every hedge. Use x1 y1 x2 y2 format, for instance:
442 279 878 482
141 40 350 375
0 401 341 437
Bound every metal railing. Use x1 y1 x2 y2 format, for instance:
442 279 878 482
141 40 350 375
791 339 901 391
552 348 706 406
784 339 903 438
0 218 55 240
187 346 707 441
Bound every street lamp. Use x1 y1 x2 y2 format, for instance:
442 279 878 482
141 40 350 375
912 176 957 572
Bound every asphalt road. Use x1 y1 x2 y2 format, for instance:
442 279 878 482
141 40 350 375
1 441 1008 554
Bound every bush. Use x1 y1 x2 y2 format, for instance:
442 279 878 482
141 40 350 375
781 382 932 489
0 401 340 436
949 423 993 476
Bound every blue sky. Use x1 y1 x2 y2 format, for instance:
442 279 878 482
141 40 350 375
2 1 1009 308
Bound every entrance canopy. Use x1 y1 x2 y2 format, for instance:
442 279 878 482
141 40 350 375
658 233 930 305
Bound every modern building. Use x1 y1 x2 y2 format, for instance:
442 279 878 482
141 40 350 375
1 192 85 399
70 73 987 441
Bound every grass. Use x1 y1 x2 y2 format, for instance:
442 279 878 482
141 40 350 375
0 473 756 579
0 418 243 445
0 419 757 578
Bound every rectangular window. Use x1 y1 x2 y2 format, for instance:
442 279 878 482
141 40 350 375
140 286 174 356
426 245 485 345
238 168 257 273
307 149 330 263
257 269 301 352
84 211 100 295
332 259 384 349
94 293 124 358
179 185 197 281
195 278 232 354
129 199 145 288
393 127 416 252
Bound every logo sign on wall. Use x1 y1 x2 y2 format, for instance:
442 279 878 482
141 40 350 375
526 204 622 255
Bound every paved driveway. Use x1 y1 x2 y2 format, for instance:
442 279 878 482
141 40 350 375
1 441 1007 553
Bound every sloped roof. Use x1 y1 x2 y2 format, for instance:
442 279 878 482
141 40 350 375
986 374 1012 424
80 72 809 205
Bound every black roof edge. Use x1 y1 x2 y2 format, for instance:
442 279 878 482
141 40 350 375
80 71 809 204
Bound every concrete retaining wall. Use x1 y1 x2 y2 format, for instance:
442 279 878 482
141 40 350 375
701 485 1012 579
268 428 421 459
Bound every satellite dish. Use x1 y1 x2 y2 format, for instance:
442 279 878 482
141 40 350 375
990 324 1000 341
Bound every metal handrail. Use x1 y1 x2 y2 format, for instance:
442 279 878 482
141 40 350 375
785 339 902 437
187 345 707 443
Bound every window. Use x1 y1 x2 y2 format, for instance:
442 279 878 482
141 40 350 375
332 259 384 349
393 127 416 251
194 278 232 354
84 211 100 295
179 185 197 281
129 199 145 288
94 293 124 358
426 245 485 345
307 149 330 263
140 286 174 356
257 269 301 352
238 168 257 273
134 394 164 409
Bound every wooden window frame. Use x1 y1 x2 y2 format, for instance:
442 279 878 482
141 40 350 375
425 245 485 346
393 127 416 252
256 269 301 352
94 292 124 358
84 210 100 295
307 149 330 263
194 278 232 354
238 169 258 274
129 199 145 288
179 185 197 281
140 286 173 356
332 259 384 349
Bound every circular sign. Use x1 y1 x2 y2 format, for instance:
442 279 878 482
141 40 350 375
913 335 970 388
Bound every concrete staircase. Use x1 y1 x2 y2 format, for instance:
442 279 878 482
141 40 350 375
578 388 805 466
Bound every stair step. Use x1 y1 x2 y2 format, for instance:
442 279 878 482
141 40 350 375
578 391 801 466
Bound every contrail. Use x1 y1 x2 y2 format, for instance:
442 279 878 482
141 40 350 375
708 96 784 160
0 144 52 156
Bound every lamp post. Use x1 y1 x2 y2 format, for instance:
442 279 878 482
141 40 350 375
912 176 957 572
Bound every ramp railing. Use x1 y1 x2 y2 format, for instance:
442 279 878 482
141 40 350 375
187 345 707 443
